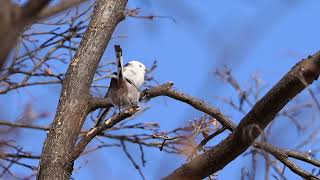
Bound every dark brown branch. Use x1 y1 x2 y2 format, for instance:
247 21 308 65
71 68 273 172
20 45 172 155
0 120 49 131
70 106 140 162
256 142 319 179
254 142 320 168
37 0 127 179
142 82 236 131
2 153 40 160
163 52 320 180
285 151 320 167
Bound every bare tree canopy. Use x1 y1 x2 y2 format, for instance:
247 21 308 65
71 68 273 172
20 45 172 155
0 0 320 180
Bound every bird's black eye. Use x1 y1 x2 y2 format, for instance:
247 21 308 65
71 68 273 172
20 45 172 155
139 65 142 67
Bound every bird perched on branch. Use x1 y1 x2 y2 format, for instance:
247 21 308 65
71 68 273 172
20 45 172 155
95 45 148 126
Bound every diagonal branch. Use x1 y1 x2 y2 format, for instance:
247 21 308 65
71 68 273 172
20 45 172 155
70 106 140 162
163 52 320 180
195 127 227 152
255 142 319 179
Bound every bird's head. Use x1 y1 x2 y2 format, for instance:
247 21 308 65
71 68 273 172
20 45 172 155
126 60 148 73
123 60 148 88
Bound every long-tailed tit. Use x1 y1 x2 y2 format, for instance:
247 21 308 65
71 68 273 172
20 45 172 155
95 45 148 126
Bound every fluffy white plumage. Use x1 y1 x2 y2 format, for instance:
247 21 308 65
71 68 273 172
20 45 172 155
122 60 147 89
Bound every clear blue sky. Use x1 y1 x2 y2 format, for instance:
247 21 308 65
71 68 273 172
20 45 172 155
2 0 320 179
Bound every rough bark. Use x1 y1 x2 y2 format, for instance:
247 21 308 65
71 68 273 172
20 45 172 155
37 0 127 179
163 52 320 180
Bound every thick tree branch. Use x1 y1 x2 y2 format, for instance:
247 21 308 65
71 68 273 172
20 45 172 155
37 1 127 179
163 52 320 180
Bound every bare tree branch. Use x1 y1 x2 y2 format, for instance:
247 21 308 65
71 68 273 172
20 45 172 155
70 106 140 162
120 140 146 180
1 153 40 160
163 52 320 180
256 142 319 179
140 82 236 131
2 1 318 179
0 120 49 131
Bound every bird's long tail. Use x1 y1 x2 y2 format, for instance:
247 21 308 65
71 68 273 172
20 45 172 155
114 45 124 80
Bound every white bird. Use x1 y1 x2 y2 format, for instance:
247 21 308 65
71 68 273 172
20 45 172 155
95 45 147 126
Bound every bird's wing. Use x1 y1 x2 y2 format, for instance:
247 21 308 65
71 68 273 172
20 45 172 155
105 77 117 98
124 76 139 91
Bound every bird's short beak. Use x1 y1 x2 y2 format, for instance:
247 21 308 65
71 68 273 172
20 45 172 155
145 68 149 72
